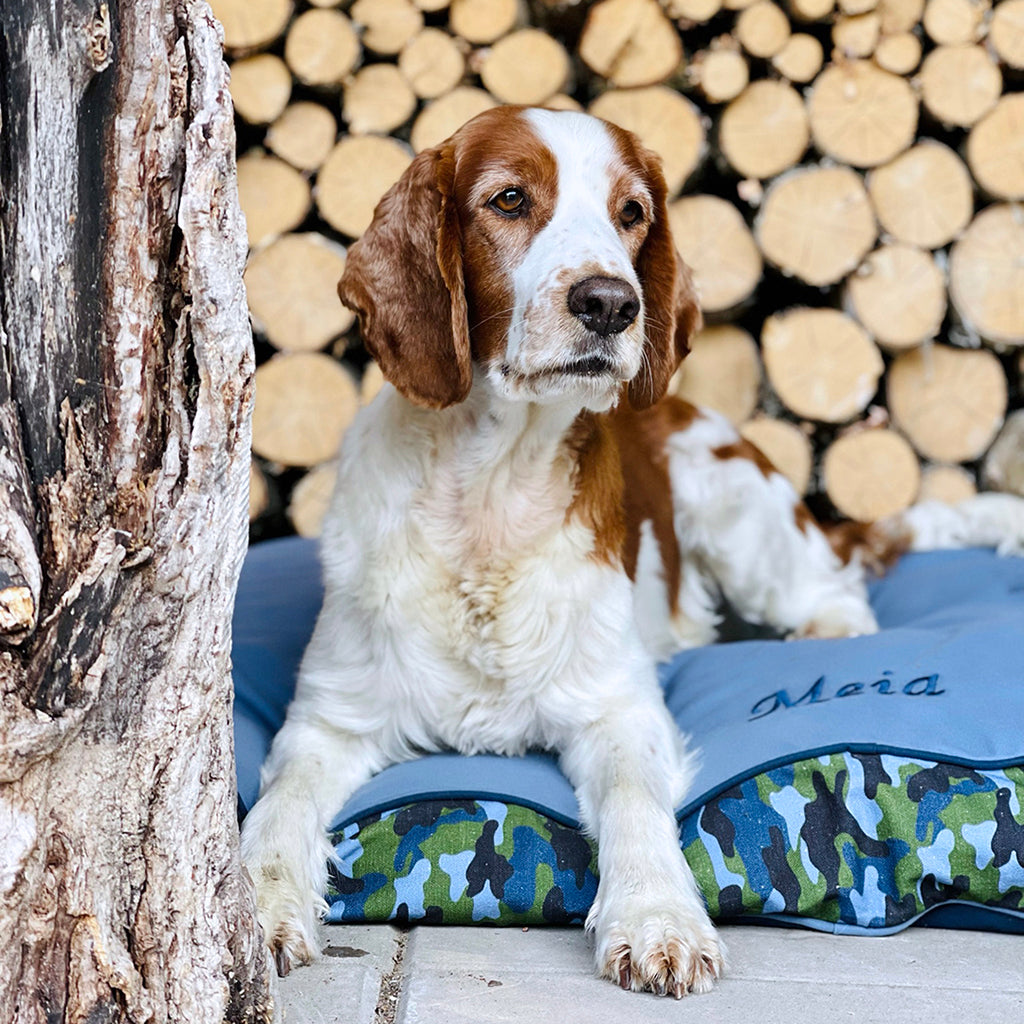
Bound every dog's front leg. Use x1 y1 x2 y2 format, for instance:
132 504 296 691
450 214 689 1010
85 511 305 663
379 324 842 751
560 697 725 997
240 719 385 975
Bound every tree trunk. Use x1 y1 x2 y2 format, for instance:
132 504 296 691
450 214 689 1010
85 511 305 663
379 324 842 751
0 1 273 1021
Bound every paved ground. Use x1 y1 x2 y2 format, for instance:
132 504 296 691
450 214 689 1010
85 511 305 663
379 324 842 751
272 920 1023 1023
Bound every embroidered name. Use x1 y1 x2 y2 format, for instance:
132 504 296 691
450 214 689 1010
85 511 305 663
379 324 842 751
749 671 945 721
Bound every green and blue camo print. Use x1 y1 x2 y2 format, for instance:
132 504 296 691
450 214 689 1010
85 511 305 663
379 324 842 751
324 753 1024 929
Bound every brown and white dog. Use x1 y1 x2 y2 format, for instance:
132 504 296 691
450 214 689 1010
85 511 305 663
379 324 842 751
240 106 1024 997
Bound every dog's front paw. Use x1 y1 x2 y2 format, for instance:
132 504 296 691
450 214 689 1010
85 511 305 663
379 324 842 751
249 864 326 977
588 895 725 997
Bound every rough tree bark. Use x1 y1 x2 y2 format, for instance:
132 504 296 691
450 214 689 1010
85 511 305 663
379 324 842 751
0 1 273 1021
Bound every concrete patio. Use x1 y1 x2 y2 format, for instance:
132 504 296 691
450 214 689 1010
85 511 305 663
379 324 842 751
272 920 1023 1023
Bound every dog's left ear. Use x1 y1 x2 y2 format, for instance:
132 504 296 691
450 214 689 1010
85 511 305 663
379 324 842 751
628 163 702 411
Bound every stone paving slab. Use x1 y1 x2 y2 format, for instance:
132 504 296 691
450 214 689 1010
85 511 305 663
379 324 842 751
274 921 1024 1024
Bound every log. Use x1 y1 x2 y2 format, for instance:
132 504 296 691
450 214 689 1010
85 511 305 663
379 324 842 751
579 0 684 88
833 12 882 55
918 463 978 504
807 59 918 167
415 0 452 10
724 0 761 9
410 85 498 152
771 32 825 82
665 0 724 17
739 416 814 494
982 409 1024 496
718 80 810 180
762 307 884 422
480 28 572 104
865 140 973 248
209 0 293 53
966 94 1024 200
228 53 292 125
589 87 705 195
989 0 1024 69
289 462 339 537
667 196 762 313
284 8 362 88
822 428 921 521
398 27 467 99
735 0 792 58
756 164 877 286
667 324 762 425
689 42 749 103
350 0 425 54
788 0 836 21
839 0 879 13
877 0 925 31
449 0 522 43
845 243 946 350
921 0 988 44
236 150 313 248
250 459 271 521
887 344 1007 461
252 353 361 466
343 63 418 134
918 44 1001 127
244 233 356 351
948 204 1024 347
873 31 922 73
0 1 270 1018
545 93 585 111
316 134 414 237
266 101 338 171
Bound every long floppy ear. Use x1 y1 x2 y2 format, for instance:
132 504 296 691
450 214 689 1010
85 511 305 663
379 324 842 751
338 146 471 409
628 166 703 411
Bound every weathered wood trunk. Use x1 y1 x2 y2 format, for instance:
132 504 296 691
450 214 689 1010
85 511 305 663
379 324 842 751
0 1 273 1020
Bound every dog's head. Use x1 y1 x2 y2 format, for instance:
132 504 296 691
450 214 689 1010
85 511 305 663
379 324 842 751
339 107 701 412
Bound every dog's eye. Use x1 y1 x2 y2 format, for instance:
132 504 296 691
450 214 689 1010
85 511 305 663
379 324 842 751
620 200 644 228
489 187 528 217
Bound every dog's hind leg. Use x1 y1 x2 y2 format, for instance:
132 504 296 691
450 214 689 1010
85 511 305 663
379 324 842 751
240 719 388 975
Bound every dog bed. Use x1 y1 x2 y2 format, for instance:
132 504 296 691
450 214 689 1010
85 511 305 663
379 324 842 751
233 537 1024 935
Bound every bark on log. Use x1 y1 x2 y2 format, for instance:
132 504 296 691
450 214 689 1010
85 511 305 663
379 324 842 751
0 2 271 1021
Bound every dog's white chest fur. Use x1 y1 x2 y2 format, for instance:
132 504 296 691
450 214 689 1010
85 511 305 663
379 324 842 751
311 385 637 758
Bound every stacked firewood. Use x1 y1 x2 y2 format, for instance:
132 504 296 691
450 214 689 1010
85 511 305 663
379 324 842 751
218 0 1024 539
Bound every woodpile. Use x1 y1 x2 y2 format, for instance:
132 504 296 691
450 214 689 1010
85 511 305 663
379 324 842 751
216 0 1024 539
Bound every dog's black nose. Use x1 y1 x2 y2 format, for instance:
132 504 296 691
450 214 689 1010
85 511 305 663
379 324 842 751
567 276 640 337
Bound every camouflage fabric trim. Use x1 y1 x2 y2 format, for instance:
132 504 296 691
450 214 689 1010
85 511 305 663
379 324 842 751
324 753 1024 929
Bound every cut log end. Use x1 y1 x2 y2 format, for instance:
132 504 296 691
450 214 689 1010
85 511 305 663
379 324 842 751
667 324 762 424
823 428 921 521
480 29 571 105
719 80 810 180
771 33 825 82
756 164 877 286
866 141 973 249
579 0 684 88
762 307 884 423
919 44 1001 128
739 416 814 495
668 196 762 313
808 60 918 167
888 344 1008 462
284 9 361 88
966 95 1024 201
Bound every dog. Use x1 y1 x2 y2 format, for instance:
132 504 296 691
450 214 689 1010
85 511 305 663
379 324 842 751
240 106 1024 997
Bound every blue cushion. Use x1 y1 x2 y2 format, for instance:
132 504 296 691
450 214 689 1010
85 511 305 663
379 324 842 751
233 540 1024 933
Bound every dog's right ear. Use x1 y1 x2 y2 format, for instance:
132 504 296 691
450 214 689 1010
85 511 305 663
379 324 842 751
339 147 471 409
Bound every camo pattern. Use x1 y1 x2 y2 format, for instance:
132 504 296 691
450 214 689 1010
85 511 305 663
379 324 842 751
324 754 1024 930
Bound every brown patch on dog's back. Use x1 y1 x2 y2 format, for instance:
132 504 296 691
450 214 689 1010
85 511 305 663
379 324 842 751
608 396 702 609
820 519 912 573
564 411 627 569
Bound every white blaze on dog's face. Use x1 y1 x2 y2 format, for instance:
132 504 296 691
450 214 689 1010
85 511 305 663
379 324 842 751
457 109 653 409
339 106 696 413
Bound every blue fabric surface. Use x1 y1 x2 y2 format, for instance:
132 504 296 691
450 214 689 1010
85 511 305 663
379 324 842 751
234 541 1024 831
